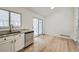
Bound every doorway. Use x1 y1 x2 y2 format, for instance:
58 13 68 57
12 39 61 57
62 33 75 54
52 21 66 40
33 18 43 37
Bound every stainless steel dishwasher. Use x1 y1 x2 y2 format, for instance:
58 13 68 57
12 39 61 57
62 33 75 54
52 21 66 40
25 31 34 47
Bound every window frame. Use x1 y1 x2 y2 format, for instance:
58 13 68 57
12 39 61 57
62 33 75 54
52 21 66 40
10 11 22 28
0 8 22 29
0 8 10 29
33 17 44 37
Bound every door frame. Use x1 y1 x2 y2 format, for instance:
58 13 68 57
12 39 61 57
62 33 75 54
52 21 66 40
32 17 44 37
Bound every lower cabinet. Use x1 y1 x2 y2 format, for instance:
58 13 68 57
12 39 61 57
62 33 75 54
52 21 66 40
0 33 25 52
0 40 13 52
14 34 24 52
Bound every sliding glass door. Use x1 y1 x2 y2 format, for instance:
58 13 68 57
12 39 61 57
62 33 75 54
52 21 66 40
38 19 43 35
33 18 39 36
33 18 43 37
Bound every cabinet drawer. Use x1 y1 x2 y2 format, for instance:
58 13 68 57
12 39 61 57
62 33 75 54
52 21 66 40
6 36 14 41
0 38 6 43
0 36 14 43
15 34 24 39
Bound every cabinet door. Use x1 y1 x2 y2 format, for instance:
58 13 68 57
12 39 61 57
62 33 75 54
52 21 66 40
6 36 14 52
0 40 13 52
15 34 24 52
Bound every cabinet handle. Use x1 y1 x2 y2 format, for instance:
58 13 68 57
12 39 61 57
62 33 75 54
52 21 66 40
4 38 6 40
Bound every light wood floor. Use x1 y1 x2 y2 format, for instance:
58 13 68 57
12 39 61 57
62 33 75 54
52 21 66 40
21 35 79 52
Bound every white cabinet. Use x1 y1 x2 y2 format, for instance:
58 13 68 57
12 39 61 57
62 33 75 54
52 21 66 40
0 31 33 52
6 36 14 51
14 34 24 52
0 33 25 52
0 37 13 52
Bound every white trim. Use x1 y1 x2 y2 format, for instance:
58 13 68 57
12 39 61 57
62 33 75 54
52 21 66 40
74 7 79 42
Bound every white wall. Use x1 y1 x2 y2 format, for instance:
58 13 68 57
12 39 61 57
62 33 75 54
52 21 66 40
45 7 74 37
0 7 75 38
0 7 44 30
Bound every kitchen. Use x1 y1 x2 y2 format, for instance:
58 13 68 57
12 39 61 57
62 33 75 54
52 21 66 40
0 0 78 59
0 7 78 52
0 7 40 52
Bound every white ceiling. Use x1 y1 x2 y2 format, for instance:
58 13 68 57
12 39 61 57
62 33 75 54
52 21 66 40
27 7 55 17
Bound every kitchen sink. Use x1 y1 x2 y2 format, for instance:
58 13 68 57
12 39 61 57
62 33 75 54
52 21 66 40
8 31 21 34
0 30 21 36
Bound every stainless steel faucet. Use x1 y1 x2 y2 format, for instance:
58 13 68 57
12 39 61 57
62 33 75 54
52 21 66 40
9 24 13 32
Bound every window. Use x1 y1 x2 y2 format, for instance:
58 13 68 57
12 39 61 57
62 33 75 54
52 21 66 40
10 12 21 27
0 9 21 29
0 9 9 27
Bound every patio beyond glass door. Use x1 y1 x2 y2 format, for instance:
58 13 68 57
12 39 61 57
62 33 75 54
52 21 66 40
33 18 43 37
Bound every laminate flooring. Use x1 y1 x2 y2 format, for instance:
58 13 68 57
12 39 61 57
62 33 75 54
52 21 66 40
21 35 79 52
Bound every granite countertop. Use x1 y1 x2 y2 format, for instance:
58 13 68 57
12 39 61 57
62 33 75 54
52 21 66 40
0 29 34 38
20 29 34 33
